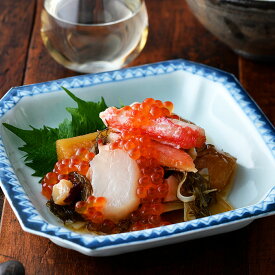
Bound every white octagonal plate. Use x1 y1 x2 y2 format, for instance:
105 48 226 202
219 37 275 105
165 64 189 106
0 60 274 256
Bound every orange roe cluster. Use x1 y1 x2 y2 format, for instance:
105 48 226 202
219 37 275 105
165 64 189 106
42 147 95 199
136 157 168 200
128 157 170 231
129 205 170 231
110 133 154 160
75 196 106 224
128 98 173 122
106 98 174 130
76 197 132 234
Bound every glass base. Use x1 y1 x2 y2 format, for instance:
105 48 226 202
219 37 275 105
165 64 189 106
65 60 125 74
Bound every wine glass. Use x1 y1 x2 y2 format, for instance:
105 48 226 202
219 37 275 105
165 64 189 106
41 0 148 73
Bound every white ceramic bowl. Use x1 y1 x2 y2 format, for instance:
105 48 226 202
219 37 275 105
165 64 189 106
0 60 274 256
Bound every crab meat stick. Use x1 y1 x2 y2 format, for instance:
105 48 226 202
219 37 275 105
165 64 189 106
100 99 206 149
144 117 205 149
149 140 197 172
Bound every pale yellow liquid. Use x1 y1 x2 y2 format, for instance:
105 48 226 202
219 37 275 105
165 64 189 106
41 0 148 73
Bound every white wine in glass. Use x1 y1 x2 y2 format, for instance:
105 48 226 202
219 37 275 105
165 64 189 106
41 0 148 73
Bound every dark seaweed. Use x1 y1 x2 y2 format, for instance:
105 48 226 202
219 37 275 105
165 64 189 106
180 172 216 218
47 172 92 222
46 199 83 223
65 172 93 203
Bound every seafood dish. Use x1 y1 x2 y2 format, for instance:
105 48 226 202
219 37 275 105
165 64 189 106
42 98 236 234
4 93 236 234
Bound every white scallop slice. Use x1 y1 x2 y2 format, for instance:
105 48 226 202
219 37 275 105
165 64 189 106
89 147 140 221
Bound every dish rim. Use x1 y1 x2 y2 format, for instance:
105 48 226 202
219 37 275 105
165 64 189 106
0 59 274 251
220 0 275 9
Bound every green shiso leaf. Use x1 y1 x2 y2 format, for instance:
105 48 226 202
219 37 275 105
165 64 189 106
3 87 108 178
62 87 107 136
2 124 59 177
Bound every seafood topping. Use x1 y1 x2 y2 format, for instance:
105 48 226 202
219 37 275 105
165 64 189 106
164 175 179 202
41 97 236 234
144 117 205 149
100 98 206 149
149 140 196 172
109 133 197 172
52 179 73 206
88 146 140 222
195 144 237 191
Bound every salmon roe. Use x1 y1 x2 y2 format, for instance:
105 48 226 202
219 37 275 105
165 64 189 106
128 157 169 231
75 196 106 224
41 147 95 199
112 139 171 231
75 196 122 234
110 133 154 160
107 98 173 130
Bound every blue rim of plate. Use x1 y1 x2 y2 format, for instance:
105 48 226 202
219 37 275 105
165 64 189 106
0 59 274 250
